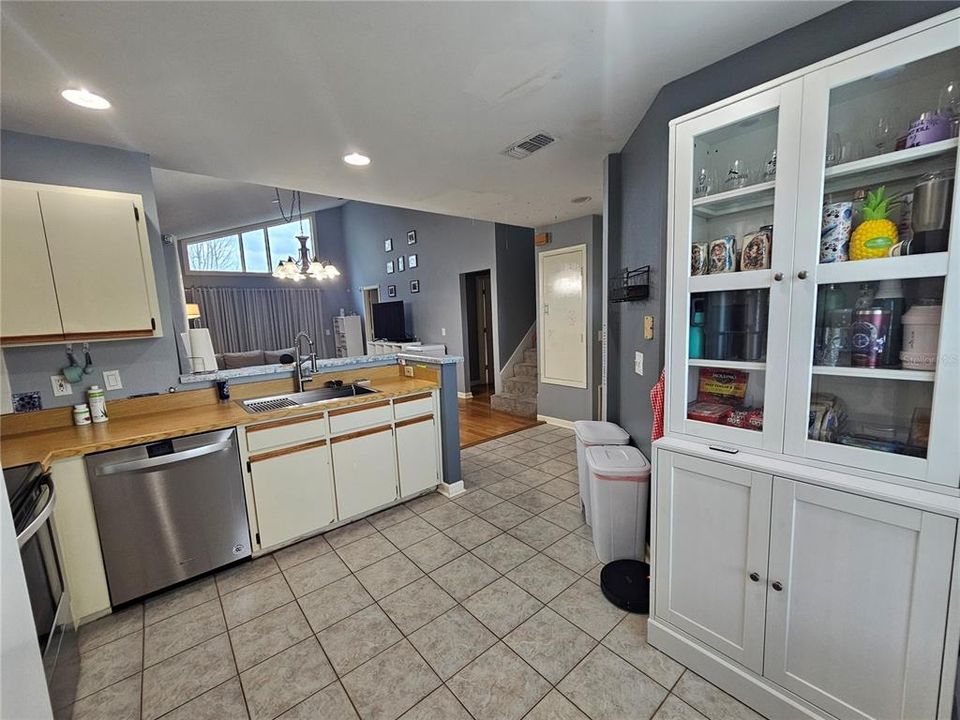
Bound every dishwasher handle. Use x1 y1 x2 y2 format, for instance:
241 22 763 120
94 440 232 476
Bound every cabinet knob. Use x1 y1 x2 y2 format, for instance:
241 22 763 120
749 572 760 582
773 272 783 282
772 581 784 592
797 270 808 280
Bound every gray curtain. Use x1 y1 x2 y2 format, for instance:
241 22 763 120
191 286 326 355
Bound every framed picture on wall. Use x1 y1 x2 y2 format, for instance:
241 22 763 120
410 279 420 293
386 260 395 274
387 285 397 298
397 255 405 272
407 230 417 245
384 238 393 252
408 254 418 269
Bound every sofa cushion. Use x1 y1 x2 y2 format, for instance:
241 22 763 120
222 350 266 369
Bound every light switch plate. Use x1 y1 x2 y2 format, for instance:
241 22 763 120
50 375 72 396
441 328 446 337
102 370 123 391
634 351 644 376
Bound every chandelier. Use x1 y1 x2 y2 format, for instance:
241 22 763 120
272 189 341 281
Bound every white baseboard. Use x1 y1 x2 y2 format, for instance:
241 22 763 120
537 414 575 429
457 391 473 400
438 480 465 497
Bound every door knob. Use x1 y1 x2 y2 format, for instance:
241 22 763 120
771 581 784 591
773 272 783 282
797 270 808 280
749 572 760 582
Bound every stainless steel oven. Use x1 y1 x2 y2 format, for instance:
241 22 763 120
5 462 79 711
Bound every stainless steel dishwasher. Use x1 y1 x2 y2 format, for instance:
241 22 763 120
85 428 250 605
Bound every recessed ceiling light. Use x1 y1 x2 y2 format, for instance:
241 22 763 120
571 196 592 204
343 152 371 167
61 88 111 110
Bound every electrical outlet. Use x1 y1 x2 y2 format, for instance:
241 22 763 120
644 315 655 340
102 369 123 391
634 351 644 376
50 375 72 397
404 365 414 377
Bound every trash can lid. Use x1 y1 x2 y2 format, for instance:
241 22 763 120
585 445 650 479
573 421 630 444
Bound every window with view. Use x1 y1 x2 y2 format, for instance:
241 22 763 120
183 218 314 274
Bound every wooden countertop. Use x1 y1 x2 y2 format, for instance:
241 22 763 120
0 375 438 469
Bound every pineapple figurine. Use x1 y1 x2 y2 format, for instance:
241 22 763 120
849 186 897 260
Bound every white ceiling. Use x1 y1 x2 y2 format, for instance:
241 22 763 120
152 168 344 239
1 1 839 227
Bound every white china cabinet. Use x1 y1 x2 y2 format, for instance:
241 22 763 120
654 13 960 720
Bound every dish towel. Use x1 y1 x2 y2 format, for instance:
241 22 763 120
651 369 665 442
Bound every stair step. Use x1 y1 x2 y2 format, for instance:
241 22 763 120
523 348 538 364
514 362 538 378
490 392 538 419
505 375 538 398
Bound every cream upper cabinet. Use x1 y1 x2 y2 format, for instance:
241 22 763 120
0 180 161 345
0 182 63 340
764 478 954 720
39 188 155 337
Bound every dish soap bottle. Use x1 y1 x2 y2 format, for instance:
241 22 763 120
88 385 108 424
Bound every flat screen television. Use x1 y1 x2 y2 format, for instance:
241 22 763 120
372 300 409 341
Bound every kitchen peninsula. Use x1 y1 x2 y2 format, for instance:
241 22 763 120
1 353 463 623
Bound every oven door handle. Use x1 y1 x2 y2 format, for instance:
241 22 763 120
93 440 232 476
17 479 56 549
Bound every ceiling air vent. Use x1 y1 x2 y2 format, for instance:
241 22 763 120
502 131 556 159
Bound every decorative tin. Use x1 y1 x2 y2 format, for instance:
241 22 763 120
820 201 853 263
690 242 708 276
707 235 737 274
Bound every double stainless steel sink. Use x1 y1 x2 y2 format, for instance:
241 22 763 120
242 384 378 414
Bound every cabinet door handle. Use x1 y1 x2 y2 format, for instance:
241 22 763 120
797 270 808 280
771 581 784 591
749 572 760 582
773 272 783 282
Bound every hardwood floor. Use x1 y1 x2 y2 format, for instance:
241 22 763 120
459 385 541 447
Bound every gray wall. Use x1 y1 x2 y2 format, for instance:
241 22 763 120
494 225 536 368
1 131 183 409
535 215 603 422
180 205 355 359
340 201 499 393
606 1 956 457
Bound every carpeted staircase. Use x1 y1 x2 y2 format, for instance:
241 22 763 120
490 341 538 418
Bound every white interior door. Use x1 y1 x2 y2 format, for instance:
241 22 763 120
39 188 154 336
765 478 955 720
654 451 771 673
539 245 587 388
0 182 63 340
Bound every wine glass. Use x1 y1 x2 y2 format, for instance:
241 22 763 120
872 116 894 156
724 159 748 189
938 80 959 138
825 132 842 167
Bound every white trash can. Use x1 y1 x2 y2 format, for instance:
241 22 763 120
574 421 630 526
586 445 650 564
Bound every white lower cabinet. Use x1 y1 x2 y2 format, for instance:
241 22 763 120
249 440 336 549
655 452 771 673
654 449 956 720
331 426 398 519
396 416 439 497
764 477 954 720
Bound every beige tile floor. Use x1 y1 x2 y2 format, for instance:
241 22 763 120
58 424 767 720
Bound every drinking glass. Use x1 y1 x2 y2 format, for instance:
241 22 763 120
724 159 748 189
938 80 959 137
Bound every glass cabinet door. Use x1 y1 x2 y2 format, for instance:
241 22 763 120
668 80 803 451
785 19 960 486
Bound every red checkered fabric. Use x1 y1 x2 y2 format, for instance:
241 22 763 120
650 368 665 442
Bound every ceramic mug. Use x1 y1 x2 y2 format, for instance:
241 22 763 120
820 202 853 263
